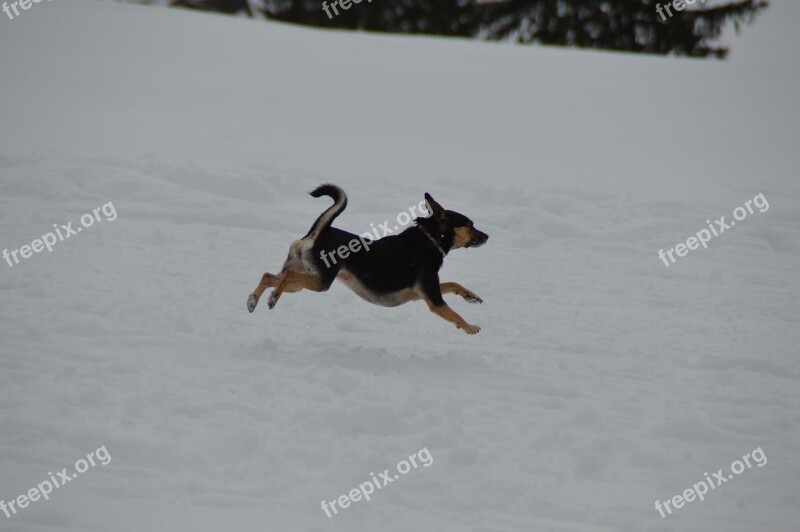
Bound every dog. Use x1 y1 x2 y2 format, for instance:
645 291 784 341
246 184 488 334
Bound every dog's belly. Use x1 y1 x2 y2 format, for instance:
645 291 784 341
337 269 418 307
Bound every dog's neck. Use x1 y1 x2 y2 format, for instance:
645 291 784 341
418 225 446 257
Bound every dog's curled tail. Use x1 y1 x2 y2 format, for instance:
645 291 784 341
304 184 348 239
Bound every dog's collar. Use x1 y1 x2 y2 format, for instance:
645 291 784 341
419 226 446 257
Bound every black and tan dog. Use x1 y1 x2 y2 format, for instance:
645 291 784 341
246 184 488 334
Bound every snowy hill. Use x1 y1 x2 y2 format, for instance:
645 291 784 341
0 1 799 531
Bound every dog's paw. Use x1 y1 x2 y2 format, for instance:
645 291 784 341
247 293 258 313
461 323 481 335
267 290 279 309
462 291 483 304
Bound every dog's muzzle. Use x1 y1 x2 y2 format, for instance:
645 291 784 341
467 231 489 248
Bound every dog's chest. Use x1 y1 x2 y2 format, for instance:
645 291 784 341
337 269 417 307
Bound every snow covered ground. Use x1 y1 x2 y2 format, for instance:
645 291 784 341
1 1 799 530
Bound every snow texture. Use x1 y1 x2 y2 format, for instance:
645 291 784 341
0 1 799 530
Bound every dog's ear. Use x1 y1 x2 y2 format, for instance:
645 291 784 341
424 193 446 221
424 193 448 232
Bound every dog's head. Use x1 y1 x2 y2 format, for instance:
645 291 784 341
424 193 489 250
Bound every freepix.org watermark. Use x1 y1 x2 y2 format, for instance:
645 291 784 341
654 446 767 518
319 199 429 268
655 0 711 22
3 201 117 269
320 447 433 518
321 0 373 20
658 193 768 267
2 0 52 22
1 445 111 519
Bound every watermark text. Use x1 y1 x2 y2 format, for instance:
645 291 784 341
655 446 766 518
1 445 111 519
321 447 433 518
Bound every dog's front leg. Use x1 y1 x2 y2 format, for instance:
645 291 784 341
419 292 480 334
418 277 481 334
429 302 481 334
440 282 483 304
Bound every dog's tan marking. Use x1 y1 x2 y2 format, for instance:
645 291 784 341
268 269 325 308
451 227 470 249
248 268 323 312
253 272 279 300
454 227 483 249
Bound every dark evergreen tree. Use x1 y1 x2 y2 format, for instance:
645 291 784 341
169 0 768 59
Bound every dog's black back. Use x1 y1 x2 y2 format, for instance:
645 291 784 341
314 225 443 298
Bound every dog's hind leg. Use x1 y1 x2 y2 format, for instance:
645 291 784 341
267 270 327 310
440 282 483 304
247 272 280 313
